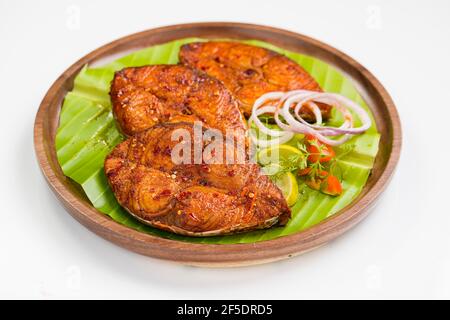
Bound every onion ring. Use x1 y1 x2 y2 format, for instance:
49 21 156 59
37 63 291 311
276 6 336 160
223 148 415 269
249 90 371 147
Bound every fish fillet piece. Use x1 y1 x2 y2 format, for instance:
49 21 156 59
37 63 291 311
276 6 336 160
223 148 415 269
179 41 331 119
104 122 290 236
110 65 246 136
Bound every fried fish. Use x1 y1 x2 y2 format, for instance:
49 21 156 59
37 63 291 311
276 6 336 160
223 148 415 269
110 64 247 136
179 41 331 120
104 122 290 236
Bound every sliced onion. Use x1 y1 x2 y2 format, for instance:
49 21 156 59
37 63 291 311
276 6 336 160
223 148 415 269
249 106 285 137
248 104 294 147
294 99 353 135
290 93 371 134
250 90 371 147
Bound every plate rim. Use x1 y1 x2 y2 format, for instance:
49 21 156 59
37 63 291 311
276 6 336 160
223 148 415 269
33 22 402 267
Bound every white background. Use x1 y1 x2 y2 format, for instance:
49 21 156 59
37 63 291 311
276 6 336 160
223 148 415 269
1 0 449 299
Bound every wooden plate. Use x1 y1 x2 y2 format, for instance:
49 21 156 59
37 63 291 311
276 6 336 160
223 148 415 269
34 22 401 267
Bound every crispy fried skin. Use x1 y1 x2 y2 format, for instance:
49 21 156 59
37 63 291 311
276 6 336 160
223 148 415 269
179 41 331 119
110 65 246 136
104 122 290 236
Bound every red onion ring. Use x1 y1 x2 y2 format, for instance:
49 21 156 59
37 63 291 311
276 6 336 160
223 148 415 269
287 93 371 134
250 90 371 147
248 104 294 147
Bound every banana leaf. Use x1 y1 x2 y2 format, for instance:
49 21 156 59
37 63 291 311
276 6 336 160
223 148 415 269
55 38 380 244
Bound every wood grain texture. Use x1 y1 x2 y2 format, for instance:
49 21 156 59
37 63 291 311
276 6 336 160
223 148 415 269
33 22 402 267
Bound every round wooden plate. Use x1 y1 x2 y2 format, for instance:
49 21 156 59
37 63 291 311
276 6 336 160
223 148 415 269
34 22 401 267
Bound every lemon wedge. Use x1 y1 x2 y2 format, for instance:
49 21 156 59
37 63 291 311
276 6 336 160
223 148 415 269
257 144 303 166
273 171 299 206
258 144 303 206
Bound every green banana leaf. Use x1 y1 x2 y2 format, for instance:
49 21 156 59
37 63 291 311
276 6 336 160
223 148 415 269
55 38 380 244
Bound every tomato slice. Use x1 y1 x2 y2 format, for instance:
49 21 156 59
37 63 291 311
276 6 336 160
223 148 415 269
298 168 311 176
299 137 342 196
321 174 343 196
305 135 335 163
301 168 343 196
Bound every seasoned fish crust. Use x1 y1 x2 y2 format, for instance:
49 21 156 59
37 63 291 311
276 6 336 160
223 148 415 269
104 122 290 236
179 41 331 119
110 64 246 136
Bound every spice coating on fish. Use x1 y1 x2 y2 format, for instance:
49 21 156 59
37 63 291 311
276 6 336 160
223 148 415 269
179 41 331 120
104 122 290 236
110 64 247 136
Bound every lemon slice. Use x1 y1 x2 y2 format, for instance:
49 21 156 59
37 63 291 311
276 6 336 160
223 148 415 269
257 144 303 166
273 171 299 206
258 144 303 206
